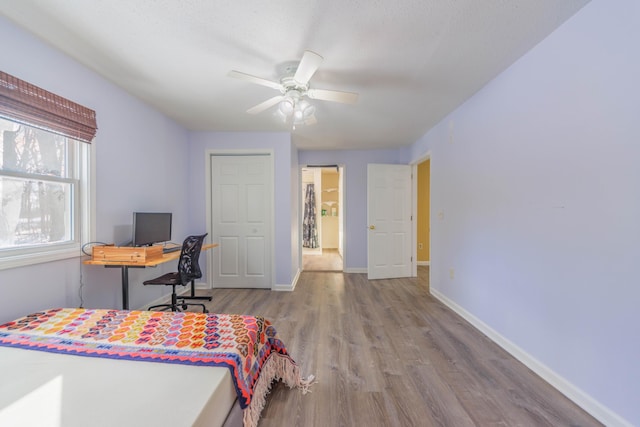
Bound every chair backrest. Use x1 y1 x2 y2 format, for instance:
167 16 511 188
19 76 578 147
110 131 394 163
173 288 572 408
177 233 207 285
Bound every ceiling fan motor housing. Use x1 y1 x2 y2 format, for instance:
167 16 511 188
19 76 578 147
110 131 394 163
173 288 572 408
280 75 309 96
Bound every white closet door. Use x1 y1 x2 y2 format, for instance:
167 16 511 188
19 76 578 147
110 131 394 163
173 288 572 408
210 154 272 288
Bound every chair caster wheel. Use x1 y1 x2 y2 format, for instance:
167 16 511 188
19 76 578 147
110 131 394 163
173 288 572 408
182 304 188 310
204 309 209 313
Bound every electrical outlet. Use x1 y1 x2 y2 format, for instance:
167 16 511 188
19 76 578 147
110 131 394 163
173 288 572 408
449 268 455 280
418 243 423 250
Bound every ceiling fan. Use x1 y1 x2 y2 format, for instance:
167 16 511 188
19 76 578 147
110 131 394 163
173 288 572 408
228 50 358 126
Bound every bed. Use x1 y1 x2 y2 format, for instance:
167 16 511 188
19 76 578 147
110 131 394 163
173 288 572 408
0 308 312 427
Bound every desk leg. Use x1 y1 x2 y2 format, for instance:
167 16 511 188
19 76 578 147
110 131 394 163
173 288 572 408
104 264 144 310
121 266 129 310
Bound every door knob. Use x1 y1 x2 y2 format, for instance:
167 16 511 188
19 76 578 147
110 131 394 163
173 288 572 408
369 225 375 230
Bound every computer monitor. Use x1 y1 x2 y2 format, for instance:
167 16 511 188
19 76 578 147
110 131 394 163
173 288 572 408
132 212 172 247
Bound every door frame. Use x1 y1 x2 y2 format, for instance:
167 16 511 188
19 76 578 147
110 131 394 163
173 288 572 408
205 149 275 289
299 164 346 272
411 152 432 278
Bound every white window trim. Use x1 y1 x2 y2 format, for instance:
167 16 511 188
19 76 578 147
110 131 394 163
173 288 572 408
0 139 94 271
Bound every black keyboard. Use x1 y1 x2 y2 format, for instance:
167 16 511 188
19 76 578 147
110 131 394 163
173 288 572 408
163 246 181 254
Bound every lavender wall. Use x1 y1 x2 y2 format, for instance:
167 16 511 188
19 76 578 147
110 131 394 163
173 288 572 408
409 1 639 424
298 149 405 271
2 3 636 423
187 131 296 286
0 17 192 320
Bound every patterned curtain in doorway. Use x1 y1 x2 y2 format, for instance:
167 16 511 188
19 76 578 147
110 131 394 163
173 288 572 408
302 183 319 248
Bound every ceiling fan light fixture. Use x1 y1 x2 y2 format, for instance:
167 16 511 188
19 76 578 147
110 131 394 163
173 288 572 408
293 102 316 127
278 97 294 115
229 50 358 129
277 93 316 127
301 101 315 118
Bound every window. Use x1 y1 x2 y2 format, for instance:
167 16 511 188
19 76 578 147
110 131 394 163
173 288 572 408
0 118 91 268
0 72 96 270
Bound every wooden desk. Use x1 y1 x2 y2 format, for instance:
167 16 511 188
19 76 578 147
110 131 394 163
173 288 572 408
84 244 218 309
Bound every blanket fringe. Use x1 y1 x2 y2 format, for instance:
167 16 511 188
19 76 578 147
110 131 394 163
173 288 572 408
298 374 317 394
242 353 315 427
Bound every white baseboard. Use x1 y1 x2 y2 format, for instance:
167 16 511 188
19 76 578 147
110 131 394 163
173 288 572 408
417 261 430 266
192 280 209 290
431 289 632 427
291 268 301 290
344 268 367 274
273 269 300 292
136 292 174 311
177 281 209 293
136 282 208 310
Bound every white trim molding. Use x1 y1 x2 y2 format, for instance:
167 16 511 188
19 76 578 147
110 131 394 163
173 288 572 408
192 280 209 290
431 289 633 427
344 268 367 274
272 268 300 292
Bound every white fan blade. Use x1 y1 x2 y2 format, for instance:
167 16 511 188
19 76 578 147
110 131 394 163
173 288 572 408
307 88 358 104
294 50 323 85
247 95 284 114
228 70 283 91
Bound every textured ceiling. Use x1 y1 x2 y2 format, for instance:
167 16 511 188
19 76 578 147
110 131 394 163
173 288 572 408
0 0 588 150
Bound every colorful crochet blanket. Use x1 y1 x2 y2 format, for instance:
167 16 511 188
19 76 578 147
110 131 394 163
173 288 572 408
0 308 311 427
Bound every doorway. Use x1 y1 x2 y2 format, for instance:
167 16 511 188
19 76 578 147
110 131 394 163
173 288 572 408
301 165 344 272
416 158 430 267
411 155 431 280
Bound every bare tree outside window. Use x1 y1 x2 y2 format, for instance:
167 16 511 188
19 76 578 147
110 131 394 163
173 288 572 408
0 71 95 268
1 119 74 249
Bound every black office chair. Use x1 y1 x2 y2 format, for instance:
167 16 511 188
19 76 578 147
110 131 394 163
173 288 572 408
144 233 209 313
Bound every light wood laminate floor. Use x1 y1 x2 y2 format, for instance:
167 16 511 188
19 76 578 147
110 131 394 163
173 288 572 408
185 269 600 426
302 248 343 271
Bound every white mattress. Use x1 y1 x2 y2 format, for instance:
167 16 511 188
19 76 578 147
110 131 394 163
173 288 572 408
0 346 238 427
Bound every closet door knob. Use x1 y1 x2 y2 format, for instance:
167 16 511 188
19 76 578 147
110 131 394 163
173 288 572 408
369 225 375 230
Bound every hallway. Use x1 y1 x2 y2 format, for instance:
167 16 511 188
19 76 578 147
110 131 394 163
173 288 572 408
302 249 343 271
